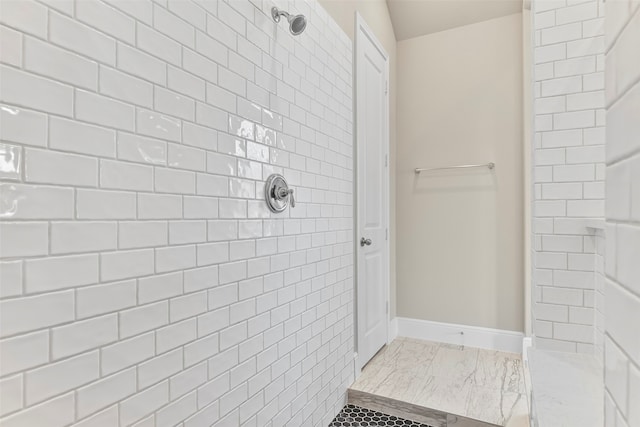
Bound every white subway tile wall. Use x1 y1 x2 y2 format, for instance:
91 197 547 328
0 0 354 425
604 2 640 426
532 0 606 354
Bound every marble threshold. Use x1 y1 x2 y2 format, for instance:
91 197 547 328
349 338 530 427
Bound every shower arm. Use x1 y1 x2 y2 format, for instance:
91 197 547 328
271 8 291 22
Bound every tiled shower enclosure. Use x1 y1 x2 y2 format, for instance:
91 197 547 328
0 0 355 425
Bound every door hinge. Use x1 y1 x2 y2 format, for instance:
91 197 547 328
384 154 388 167
385 228 388 240
386 301 389 314
385 81 388 95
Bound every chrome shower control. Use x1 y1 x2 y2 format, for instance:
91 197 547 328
265 174 295 213
277 188 295 208
360 238 372 247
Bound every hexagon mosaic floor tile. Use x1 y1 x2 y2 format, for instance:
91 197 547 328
329 404 433 427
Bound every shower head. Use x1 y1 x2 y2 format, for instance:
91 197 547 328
271 7 307 36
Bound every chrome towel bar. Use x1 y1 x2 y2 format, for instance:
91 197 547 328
414 162 495 174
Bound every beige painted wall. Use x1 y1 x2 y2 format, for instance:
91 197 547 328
318 0 399 316
396 13 525 332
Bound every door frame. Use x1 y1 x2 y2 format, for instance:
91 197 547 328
354 12 391 373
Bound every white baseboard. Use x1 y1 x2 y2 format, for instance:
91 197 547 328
522 336 533 364
396 317 524 353
388 317 398 342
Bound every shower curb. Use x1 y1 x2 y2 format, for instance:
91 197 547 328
347 389 500 427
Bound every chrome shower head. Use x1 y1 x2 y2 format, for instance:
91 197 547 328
271 7 307 36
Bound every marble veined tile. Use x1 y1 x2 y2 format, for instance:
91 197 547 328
353 338 439 395
426 343 479 381
376 338 439 370
529 349 602 427
474 350 525 393
412 374 474 416
351 364 397 393
465 386 529 427
350 362 392 393
384 340 440 370
350 338 529 426
375 365 431 402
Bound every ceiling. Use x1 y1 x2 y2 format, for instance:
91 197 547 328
386 0 523 41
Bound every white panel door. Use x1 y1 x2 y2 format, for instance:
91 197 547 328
355 14 389 370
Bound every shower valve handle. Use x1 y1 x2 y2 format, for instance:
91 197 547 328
277 188 295 208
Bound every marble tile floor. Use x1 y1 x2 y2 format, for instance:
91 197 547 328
349 338 530 427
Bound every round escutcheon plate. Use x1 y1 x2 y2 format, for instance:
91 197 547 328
265 173 291 213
